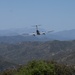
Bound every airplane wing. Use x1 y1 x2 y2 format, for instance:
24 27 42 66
47 30 54 33
40 30 54 35
19 32 36 36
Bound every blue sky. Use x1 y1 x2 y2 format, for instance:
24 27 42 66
0 0 75 32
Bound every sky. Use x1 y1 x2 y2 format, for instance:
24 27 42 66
0 0 75 32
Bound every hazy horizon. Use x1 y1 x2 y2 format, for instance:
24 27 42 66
0 0 75 32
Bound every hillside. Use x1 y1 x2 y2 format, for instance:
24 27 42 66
0 40 75 65
0 60 75 75
0 55 18 71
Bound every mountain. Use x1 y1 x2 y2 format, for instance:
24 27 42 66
0 28 75 43
51 29 75 40
0 27 35 36
0 40 75 65
0 35 50 43
0 30 18 36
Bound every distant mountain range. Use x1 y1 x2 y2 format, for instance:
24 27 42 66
0 28 75 43
52 29 75 40
0 27 35 36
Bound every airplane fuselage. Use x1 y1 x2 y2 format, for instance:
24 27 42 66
36 30 40 35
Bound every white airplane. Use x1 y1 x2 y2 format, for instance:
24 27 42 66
21 25 54 36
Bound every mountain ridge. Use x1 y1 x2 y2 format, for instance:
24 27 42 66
0 28 75 43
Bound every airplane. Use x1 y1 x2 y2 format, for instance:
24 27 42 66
20 25 54 36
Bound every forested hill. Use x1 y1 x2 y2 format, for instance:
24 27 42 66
1 60 75 75
0 40 75 65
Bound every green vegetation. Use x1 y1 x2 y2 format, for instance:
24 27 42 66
0 60 75 75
